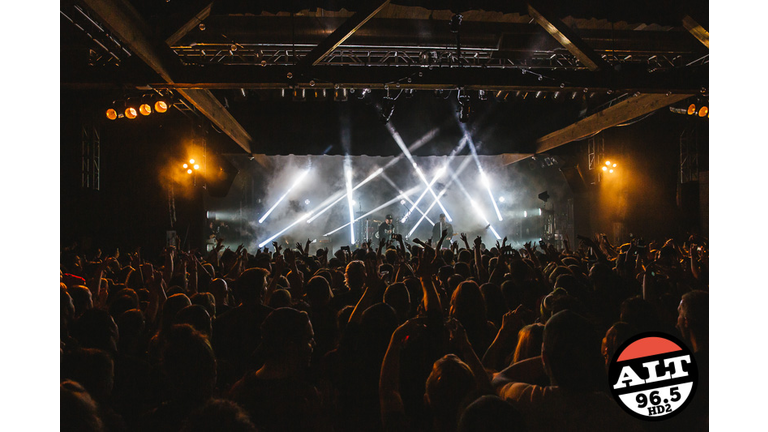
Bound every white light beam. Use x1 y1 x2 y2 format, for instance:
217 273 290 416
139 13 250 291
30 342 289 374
258 169 309 223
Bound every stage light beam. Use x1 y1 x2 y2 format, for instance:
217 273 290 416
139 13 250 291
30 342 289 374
258 169 310 224
344 159 356 245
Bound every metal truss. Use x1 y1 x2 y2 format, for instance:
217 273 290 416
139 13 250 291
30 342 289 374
680 125 700 184
171 43 700 72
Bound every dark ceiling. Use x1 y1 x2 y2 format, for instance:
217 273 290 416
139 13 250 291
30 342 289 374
60 0 709 158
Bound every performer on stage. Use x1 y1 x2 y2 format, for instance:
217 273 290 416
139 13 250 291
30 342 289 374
378 214 395 243
431 213 454 245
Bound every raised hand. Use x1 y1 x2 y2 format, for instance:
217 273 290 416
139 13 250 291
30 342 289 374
460 232 470 249
391 317 427 347
283 248 296 266
272 253 286 276
500 306 527 335
364 258 384 290
446 317 471 350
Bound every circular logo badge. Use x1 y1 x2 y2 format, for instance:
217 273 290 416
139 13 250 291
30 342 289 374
608 332 697 421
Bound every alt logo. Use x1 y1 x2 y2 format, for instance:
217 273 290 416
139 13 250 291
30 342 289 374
608 332 698 420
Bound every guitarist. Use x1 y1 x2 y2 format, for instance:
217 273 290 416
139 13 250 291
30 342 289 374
378 214 396 243
431 213 454 246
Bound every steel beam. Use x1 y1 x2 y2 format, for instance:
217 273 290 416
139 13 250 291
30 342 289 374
164 1 214 46
682 15 709 49
527 2 610 71
297 0 391 69
79 0 253 152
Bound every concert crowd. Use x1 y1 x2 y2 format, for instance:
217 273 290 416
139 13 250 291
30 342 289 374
60 232 709 431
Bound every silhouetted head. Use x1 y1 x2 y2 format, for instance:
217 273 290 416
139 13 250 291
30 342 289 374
117 308 145 355
259 308 315 368
385 248 399 265
454 262 471 279
344 260 366 290
458 249 472 264
180 399 257 432
208 278 229 306
60 380 104 432
513 323 545 364
109 289 139 320
447 274 466 296
68 285 93 317
161 324 216 401
542 310 604 390
677 290 708 351
191 292 217 319
360 303 399 359
304 275 333 308
458 395 526 432
61 286 76 329
450 281 487 325
268 289 293 309
601 322 636 368
71 308 119 356
620 296 661 333
236 267 270 305
161 293 192 333
384 282 411 323
425 354 476 426
174 304 213 337
62 348 114 401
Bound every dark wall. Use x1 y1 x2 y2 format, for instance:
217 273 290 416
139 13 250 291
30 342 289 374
563 109 708 243
60 90 210 258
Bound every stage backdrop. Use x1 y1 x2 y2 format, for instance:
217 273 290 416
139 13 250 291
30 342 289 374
203 153 573 253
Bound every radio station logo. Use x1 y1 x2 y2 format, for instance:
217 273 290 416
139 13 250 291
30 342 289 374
608 332 697 421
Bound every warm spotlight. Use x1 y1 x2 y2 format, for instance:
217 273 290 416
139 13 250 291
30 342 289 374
605 161 611 166
154 99 169 113
124 99 139 119
183 163 189 169
106 108 118 120
139 102 152 116
687 104 696 115
194 164 200 170
698 106 708 117
189 159 195 164
187 169 193 174
609 169 614 173
125 106 138 119
602 166 608 171
612 163 617 168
